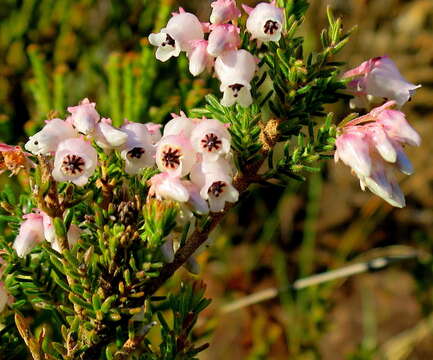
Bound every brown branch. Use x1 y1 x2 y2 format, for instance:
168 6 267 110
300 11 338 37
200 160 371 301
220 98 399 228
143 120 280 296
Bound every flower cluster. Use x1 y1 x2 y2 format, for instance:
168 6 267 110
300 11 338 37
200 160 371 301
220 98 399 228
335 101 420 207
335 56 421 207
149 113 238 214
24 98 160 184
149 1 285 107
7 99 238 263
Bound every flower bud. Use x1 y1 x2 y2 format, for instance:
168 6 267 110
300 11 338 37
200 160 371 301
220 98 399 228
207 24 240 57
67 98 100 135
210 0 241 25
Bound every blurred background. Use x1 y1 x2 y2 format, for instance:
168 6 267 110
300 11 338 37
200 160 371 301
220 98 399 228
1 0 433 359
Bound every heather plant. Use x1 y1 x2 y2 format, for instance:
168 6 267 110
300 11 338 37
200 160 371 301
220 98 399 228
0 0 422 359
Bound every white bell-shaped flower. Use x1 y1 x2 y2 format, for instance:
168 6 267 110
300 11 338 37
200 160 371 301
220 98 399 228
190 118 231 161
25 118 78 155
13 213 45 258
52 138 98 186
215 49 257 107
188 40 215 76
156 135 196 177
120 122 156 175
191 159 239 212
163 112 198 138
244 2 285 43
149 9 204 62
94 119 128 150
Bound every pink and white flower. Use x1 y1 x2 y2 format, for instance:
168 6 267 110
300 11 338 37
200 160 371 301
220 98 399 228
52 138 98 186
67 98 100 135
207 24 241 57
13 213 45 257
94 118 128 150
190 118 231 161
145 123 163 144
25 118 78 155
148 172 189 203
191 159 238 212
335 101 420 207
163 112 198 138
183 181 209 215
343 56 421 108
215 49 257 107
149 9 204 62
188 40 214 76
243 1 285 43
210 0 241 25
156 135 196 177
120 122 156 175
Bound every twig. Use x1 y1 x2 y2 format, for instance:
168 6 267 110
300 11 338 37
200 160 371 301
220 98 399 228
221 251 419 314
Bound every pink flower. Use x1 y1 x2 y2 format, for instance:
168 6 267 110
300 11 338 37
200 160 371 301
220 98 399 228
343 56 421 108
149 10 204 62
188 40 214 76
25 118 78 155
156 135 196 177
148 172 189 202
120 122 155 175
67 98 100 135
335 102 420 207
163 112 198 138
210 0 241 25
190 159 238 212
335 130 372 177
190 118 231 161
215 49 257 107
94 118 128 150
145 123 163 144
13 213 44 257
374 106 421 147
207 24 241 57
52 138 98 186
243 1 285 43
42 211 55 244
183 181 209 215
